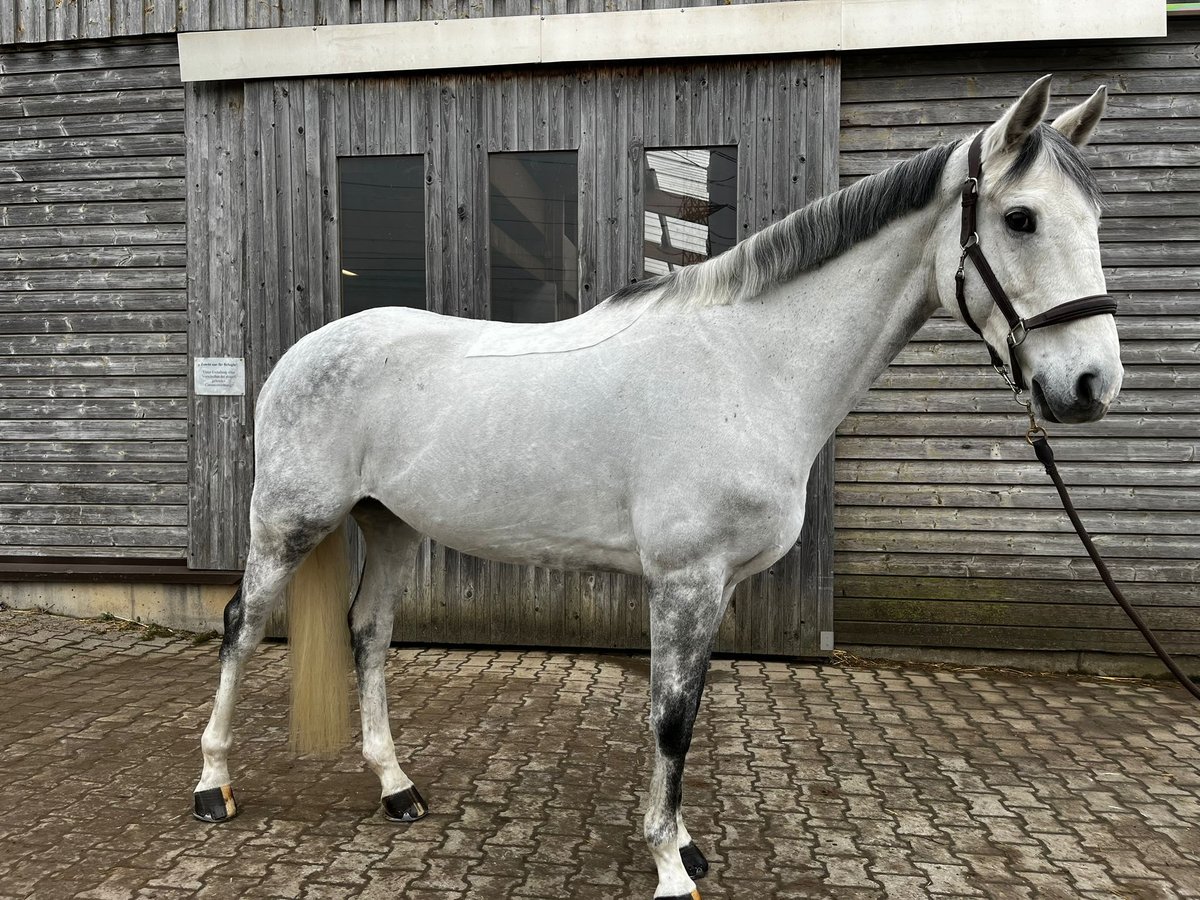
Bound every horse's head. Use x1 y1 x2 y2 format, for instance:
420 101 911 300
934 76 1122 424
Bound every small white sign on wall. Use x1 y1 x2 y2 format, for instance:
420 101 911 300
194 357 246 396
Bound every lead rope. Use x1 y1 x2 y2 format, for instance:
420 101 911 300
1013 397 1200 701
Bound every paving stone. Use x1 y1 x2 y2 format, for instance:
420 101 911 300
1 608 1198 899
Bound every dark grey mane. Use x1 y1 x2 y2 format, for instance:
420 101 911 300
610 123 1101 307
609 139 959 306
998 123 1103 206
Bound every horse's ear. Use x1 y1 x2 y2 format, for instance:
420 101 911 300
1051 85 1107 148
984 74 1053 159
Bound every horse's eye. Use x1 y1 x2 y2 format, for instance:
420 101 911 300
1005 208 1036 233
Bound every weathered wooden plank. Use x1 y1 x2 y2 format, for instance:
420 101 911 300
0 134 184 162
837 529 1198 560
0 398 185 419
0 246 186 269
841 95 1200 129
0 355 185 377
0 333 185 355
0 446 184 465
837 482 1200 513
0 504 185 526
0 376 184 399
0 89 183 120
836 505 1200 537
836 574 1200 607
0 545 184 560
1103 218 1200 243
836 460 1199 489
836 435 1200 463
0 523 186 547
0 66 181 99
0 155 184 184
835 551 1199 584
844 40 1200 81
0 419 185 440
0 290 185 312
832 621 1200 655
836 597 1200 632
841 71 1200 106
0 225 185 249
0 179 185 204
0 202 184 228
1093 193 1200 217
0 111 186 141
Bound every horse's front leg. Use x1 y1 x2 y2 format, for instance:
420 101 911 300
644 570 726 900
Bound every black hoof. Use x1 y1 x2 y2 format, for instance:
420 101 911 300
382 785 427 822
680 841 709 879
192 785 237 822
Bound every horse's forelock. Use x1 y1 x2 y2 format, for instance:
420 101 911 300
996 123 1103 207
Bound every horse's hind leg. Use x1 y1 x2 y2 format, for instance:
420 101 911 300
349 499 427 822
192 521 328 821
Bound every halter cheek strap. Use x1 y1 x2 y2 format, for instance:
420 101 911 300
953 132 1118 392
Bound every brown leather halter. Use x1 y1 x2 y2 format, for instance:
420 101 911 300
954 131 1118 394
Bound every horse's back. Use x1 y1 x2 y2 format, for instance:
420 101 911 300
250 305 649 567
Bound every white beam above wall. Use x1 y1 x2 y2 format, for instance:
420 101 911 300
177 0 1165 83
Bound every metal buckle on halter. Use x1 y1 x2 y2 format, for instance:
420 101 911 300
1007 319 1028 348
961 231 979 250
963 176 979 197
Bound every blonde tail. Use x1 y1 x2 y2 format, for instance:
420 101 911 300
287 522 354 756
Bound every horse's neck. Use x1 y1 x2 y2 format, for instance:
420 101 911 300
741 205 944 452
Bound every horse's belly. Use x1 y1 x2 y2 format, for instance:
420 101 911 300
372 477 642 574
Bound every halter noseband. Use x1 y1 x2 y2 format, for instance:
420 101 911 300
954 131 1118 393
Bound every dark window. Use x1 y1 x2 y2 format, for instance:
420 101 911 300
339 155 426 315
489 151 579 323
643 147 738 278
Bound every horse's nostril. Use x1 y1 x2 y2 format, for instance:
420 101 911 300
1076 371 1101 405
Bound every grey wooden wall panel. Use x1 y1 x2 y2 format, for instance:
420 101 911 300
836 21 1200 656
186 79 253 568
0 37 187 561
194 57 837 654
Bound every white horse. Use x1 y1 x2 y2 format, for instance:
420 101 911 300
192 77 1121 900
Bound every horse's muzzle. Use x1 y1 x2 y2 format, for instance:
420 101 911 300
1032 374 1112 425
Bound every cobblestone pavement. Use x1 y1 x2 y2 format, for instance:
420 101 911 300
1 608 1199 900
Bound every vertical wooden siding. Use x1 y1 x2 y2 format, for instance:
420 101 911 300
0 0 815 46
0 38 188 559
836 23 1200 656
188 57 839 655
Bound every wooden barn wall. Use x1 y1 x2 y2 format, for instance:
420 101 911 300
836 23 1200 656
188 57 839 655
0 37 188 562
0 0 813 45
